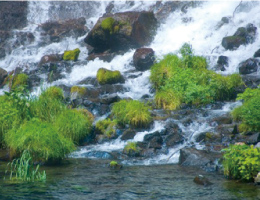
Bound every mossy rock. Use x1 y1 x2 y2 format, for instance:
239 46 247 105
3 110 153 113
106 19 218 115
9 73 28 91
221 36 246 50
109 160 122 169
96 68 124 85
63 48 80 61
70 86 87 99
123 142 140 157
101 17 115 34
95 118 116 138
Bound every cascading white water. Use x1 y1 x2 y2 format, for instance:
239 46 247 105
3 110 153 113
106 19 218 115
1 1 259 165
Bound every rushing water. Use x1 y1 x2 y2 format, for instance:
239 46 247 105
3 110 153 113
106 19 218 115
1 1 260 198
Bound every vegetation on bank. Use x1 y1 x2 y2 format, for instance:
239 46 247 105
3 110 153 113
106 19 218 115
0 86 92 162
222 144 260 181
150 43 244 110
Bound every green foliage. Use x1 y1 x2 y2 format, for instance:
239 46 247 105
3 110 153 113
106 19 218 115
123 142 140 154
95 118 116 138
96 68 123 85
112 99 152 128
101 17 115 34
232 87 260 132
222 144 260 181
150 43 243 110
9 74 28 91
63 48 80 61
5 119 74 162
5 150 46 182
40 86 64 101
54 109 92 144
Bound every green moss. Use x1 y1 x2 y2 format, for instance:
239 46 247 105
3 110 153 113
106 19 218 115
110 161 118 167
112 100 152 128
70 86 86 97
95 118 116 138
150 43 243 110
54 109 92 144
222 144 260 181
96 68 123 85
40 86 64 101
63 48 80 61
5 118 75 162
9 74 28 91
123 142 140 154
101 17 115 34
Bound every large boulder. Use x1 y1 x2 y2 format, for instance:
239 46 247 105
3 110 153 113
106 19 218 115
215 55 228 71
84 11 157 53
238 58 260 75
222 23 257 50
133 48 155 71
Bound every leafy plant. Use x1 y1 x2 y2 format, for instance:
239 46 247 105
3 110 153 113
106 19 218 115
222 144 260 181
95 118 117 138
54 109 92 144
112 99 152 128
5 118 74 162
150 43 243 110
5 150 46 182
123 142 140 155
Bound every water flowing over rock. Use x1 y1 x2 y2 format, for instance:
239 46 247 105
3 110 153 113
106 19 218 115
84 11 157 54
238 58 260 75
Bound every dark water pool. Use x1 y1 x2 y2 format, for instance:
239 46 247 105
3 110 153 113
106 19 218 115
0 159 260 200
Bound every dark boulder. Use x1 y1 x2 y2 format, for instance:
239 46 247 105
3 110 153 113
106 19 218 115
242 74 260 89
246 133 260 145
121 129 136 141
133 48 155 71
222 23 257 50
163 120 185 147
254 49 260 58
143 132 163 149
215 55 228 71
39 17 88 42
99 94 121 104
0 67 8 86
87 52 118 62
39 54 63 66
238 58 260 75
84 11 157 53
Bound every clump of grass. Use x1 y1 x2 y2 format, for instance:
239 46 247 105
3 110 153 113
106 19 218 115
5 150 46 182
95 118 117 138
5 118 75 162
123 142 140 156
150 43 243 110
112 99 152 128
54 109 92 144
9 74 28 91
40 86 64 101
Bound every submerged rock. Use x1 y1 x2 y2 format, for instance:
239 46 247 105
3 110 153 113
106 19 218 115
84 11 157 53
239 58 260 75
194 175 213 186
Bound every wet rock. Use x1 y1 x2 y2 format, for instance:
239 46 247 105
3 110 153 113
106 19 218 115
0 67 8 86
39 54 63 66
211 113 232 125
78 77 99 87
194 175 213 186
246 133 260 145
121 129 136 141
255 142 260 148
163 120 184 147
133 48 155 71
28 74 42 88
215 55 228 71
99 84 126 95
12 32 35 48
222 24 257 50
100 94 121 104
179 148 221 171
87 52 118 62
109 161 122 170
0 47 5 59
254 49 260 58
105 1 114 14
195 132 221 143
143 132 163 149
40 17 88 42
254 172 260 185
242 74 260 89
239 58 260 75
84 11 157 53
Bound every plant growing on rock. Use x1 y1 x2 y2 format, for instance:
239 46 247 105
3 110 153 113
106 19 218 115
70 86 86 98
150 43 243 110
54 109 92 144
101 17 115 34
95 118 117 138
5 118 74 162
222 144 260 181
123 142 140 156
96 68 124 85
9 73 28 91
112 99 152 128
63 48 80 61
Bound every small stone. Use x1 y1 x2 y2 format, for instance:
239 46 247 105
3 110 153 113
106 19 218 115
194 175 213 186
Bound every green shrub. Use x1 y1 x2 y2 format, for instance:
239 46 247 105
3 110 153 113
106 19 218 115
95 118 117 138
112 99 152 128
63 48 80 61
150 43 243 110
9 74 28 91
222 144 260 181
5 119 74 162
123 142 140 155
54 109 92 144
5 150 46 182
96 68 124 85
232 87 260 132
40 86 64 101
101 17 115 34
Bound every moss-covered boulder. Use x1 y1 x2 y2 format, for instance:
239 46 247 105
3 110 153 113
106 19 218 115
95 118 117 139
123 142 140 157
96 68 124 85
84 11 157 53
63 48 80 61
70 86 87 100
9 73 28 90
